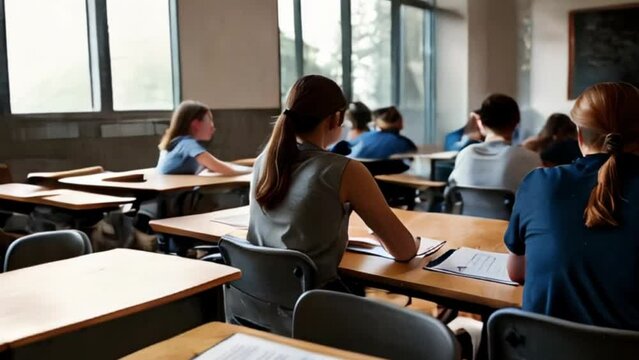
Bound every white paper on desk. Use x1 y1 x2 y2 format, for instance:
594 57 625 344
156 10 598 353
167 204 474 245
199 164 252 177
209 213 250 229
347 236 445 260
194 333 339 360
426 247 518 285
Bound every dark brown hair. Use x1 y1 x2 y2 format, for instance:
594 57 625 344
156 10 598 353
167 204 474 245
478 94 520 135
159 100 210 150
529 113 577 152
571 82 639 228
255 75 347 209
372 106 402 124
346 101 371 130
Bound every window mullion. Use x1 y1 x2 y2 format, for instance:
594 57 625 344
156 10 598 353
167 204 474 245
293 0 303 77
391 0 401 105
168 0 180 106
0 0 11 115
88 0 113 113
341 0 352 102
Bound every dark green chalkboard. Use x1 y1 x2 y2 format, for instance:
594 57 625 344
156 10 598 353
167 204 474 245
568 4 639 99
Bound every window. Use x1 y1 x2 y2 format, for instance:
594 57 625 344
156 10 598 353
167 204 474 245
5 0 93 114
351 0 392 109
278 0 433 143
0 0 178 116
107 0 174 111
301 0 342 85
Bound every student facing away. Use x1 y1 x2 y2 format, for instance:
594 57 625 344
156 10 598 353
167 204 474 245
330 101 372 155
522 113 582 166
348 106 417 159
448 94 541 193
505 82 639 331
157 100 238 175
249 75 419 288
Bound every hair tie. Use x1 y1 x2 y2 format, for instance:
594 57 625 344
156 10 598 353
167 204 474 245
604 133 623 154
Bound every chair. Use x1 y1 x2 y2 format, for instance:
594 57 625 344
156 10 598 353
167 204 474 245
293 290 460 360
218 235 317 336
448 185 514 220
3 229 92 272
488 308 639 360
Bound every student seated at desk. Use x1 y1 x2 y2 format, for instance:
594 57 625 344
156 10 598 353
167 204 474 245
443 110 483 151
448 94 541 193
347 106 417 159
331 102 371 155
249 75 419 289
522 113 581 166
505 82 639 331
157 100 238 175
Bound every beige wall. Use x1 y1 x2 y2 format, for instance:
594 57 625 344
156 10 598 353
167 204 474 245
528 0 633 133
178 0 280 109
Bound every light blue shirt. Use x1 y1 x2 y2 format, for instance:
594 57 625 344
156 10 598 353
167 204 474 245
157 136 206 174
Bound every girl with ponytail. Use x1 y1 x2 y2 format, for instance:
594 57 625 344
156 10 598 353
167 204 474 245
248 75 419 288
504 82 639 330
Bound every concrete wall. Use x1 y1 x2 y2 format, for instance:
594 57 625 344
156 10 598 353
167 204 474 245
0 0 279 181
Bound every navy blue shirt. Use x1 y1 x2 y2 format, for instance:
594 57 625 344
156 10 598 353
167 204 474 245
505 154 639 330
348 130 417 159
157 136 207 174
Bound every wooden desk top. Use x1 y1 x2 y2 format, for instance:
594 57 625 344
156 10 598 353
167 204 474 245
0 183 135 210
0 249 240 348
231 158 256 167
27 166 105 181
375 173 447 189
59 168 252 192
149 207 521 310
122 321 375 360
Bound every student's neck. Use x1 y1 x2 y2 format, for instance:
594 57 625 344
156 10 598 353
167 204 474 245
484 132 511 143
297 133 327 150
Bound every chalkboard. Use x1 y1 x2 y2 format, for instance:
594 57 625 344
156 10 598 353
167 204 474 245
568 4 639 99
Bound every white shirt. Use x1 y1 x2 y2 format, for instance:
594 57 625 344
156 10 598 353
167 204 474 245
448 140 541 193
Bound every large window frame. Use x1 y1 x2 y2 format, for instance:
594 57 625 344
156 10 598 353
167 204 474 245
281 0 436 143
0 0 180 121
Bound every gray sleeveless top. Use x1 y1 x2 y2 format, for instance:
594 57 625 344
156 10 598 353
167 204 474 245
248 143 352 286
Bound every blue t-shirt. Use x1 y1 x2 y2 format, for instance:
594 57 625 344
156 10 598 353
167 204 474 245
156 136 207 174
504 154 639 330
348 130 417 159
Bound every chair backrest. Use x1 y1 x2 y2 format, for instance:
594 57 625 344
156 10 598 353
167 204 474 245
449 185 514 220
293 290 460 360
3 229 92 272
488 308 639 360
360 159 409 176
218 235 317 336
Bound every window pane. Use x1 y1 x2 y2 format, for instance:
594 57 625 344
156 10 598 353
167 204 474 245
5 0 93 114
301 0 342 86
351 0 391 109
107 0 174 110
278 0 297 104
400 6 427 145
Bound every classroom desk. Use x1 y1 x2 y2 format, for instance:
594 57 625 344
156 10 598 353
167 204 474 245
122 321 375 360
149 206 521 313
59 168 252 198
231 157 256 167
0 183 135 211
0 248 241 359
375 173 447 190
27 166 105 186
390 150 458 161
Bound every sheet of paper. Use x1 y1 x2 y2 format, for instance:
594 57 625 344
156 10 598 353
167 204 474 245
199 164 252 177
347 236 445 260
209 213 250 229
194 333 339 360
425 247 518 285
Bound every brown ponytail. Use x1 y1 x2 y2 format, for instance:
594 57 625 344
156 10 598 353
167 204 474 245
255 75 347 209
571 83 639 228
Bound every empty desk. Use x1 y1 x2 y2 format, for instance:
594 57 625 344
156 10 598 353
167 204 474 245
0 249 240 359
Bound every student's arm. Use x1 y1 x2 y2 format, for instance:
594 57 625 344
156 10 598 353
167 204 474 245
196 152 238 175
507 252 525 284
339 160 418 261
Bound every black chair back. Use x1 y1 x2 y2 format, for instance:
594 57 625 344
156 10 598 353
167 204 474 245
294 290 460 360
218 235 317 336
3 229 92 272
449 185 514 220
488 308 639 360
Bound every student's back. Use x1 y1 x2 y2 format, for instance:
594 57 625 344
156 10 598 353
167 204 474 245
505 82 639 331
506 154 639 330
349 130 416 159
